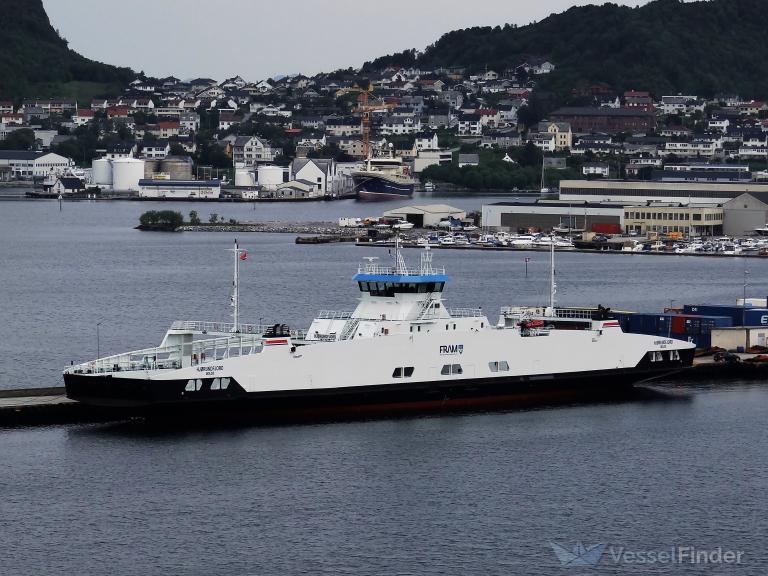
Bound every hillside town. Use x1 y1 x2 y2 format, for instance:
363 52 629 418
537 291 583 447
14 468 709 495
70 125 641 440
3 62 768 237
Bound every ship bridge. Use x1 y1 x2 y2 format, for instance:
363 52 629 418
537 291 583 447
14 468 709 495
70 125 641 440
306 246 488 341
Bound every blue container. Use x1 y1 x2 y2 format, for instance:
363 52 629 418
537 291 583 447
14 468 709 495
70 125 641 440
743 310 768 327
683 305 768 327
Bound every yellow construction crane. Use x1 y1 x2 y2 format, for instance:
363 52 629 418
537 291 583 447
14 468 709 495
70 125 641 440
336 82 394 158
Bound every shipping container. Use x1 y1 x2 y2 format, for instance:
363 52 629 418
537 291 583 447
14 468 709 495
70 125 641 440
591 223 622 235
683 305 768 327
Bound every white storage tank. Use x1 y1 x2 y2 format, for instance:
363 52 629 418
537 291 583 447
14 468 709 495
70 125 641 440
235 168 255 187
112 157 145 191
91 158 112 186
257 165 284 190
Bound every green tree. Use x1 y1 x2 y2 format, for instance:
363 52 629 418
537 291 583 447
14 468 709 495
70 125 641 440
208 213 219 224
189 210 201 225
0 128 36 150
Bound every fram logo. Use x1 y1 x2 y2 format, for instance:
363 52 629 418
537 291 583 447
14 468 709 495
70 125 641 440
439 344 464 355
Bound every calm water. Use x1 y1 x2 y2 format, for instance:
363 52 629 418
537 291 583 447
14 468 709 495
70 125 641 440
2 197 768 574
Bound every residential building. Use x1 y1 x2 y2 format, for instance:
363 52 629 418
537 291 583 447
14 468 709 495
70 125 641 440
538 121 573 150
232 136 280 166
141 141 171 159
583 162 610 177
72 109 95 126
325 117 362 137
529 132 556 152
458 113 482 136
380 115 421 135
623 90 654 112
549 107 656 134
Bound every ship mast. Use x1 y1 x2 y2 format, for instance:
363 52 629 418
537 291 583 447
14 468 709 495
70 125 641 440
228 240 247 332
548 236 557 315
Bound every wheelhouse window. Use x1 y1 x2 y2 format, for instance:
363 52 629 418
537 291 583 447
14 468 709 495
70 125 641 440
650 351 664 362
441 364 463 375
358 281 445 296
670 350 680 361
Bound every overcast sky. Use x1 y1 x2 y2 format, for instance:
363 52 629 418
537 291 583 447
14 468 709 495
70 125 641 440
43 0 652 81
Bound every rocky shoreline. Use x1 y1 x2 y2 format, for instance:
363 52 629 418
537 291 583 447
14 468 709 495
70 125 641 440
176 222 360 235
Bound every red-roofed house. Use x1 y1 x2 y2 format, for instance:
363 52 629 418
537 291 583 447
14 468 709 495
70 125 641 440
107 106 130 119
73 109 95 126
158 121 180 139
623 90 654 112
476 108 501 128
1 113 23 125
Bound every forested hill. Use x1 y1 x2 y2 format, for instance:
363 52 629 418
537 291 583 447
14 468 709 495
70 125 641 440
363 0 768 99
0 0 134 100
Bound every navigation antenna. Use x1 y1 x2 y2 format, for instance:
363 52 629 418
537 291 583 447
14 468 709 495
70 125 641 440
394 233 407 274
420 246 434 275
227 239 247 332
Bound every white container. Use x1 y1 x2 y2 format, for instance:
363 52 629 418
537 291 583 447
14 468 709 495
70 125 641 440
91 158 112 186
112 157 145 191
235 168 255 187
257 165 284 190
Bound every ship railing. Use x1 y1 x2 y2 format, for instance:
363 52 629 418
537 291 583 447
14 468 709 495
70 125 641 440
170 320 268 335
553 308 596 320
358 264 446 276
448 308 485 318
316 310 353 320
64 333 268 376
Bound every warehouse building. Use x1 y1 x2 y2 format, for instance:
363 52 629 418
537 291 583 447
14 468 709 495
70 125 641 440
722 193 768 236
0 150 73 178
383 204 466 228
559 180 768 204
138 179 221 199
482 200 624 232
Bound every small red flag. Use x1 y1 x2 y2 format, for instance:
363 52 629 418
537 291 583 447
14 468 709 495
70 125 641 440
239 251 247 261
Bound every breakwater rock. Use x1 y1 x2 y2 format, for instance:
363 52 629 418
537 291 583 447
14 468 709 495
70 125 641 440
177 222 360 235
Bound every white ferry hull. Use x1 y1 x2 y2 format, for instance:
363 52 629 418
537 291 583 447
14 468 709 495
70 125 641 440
64 329 694 412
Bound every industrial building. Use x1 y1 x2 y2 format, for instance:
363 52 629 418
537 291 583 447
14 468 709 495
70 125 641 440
559 180 768 204
623 204 724 236
0 150 73 178
722 193 768 236
137 179 221 199
382 204 466 228
481 200 624 232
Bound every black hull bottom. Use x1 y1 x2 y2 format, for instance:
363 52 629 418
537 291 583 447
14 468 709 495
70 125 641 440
64 355 693 423
356 190 414 202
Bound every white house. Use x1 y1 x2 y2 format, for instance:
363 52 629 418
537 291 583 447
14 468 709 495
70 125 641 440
458 113 482 136
583 162 610 177
380 115 421 135
141 141 171 159
529 132 556 152
414 133 439 150
232 136 280 166
291 158 335 194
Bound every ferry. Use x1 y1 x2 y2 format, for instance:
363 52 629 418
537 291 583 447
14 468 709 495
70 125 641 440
63 241 696 416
